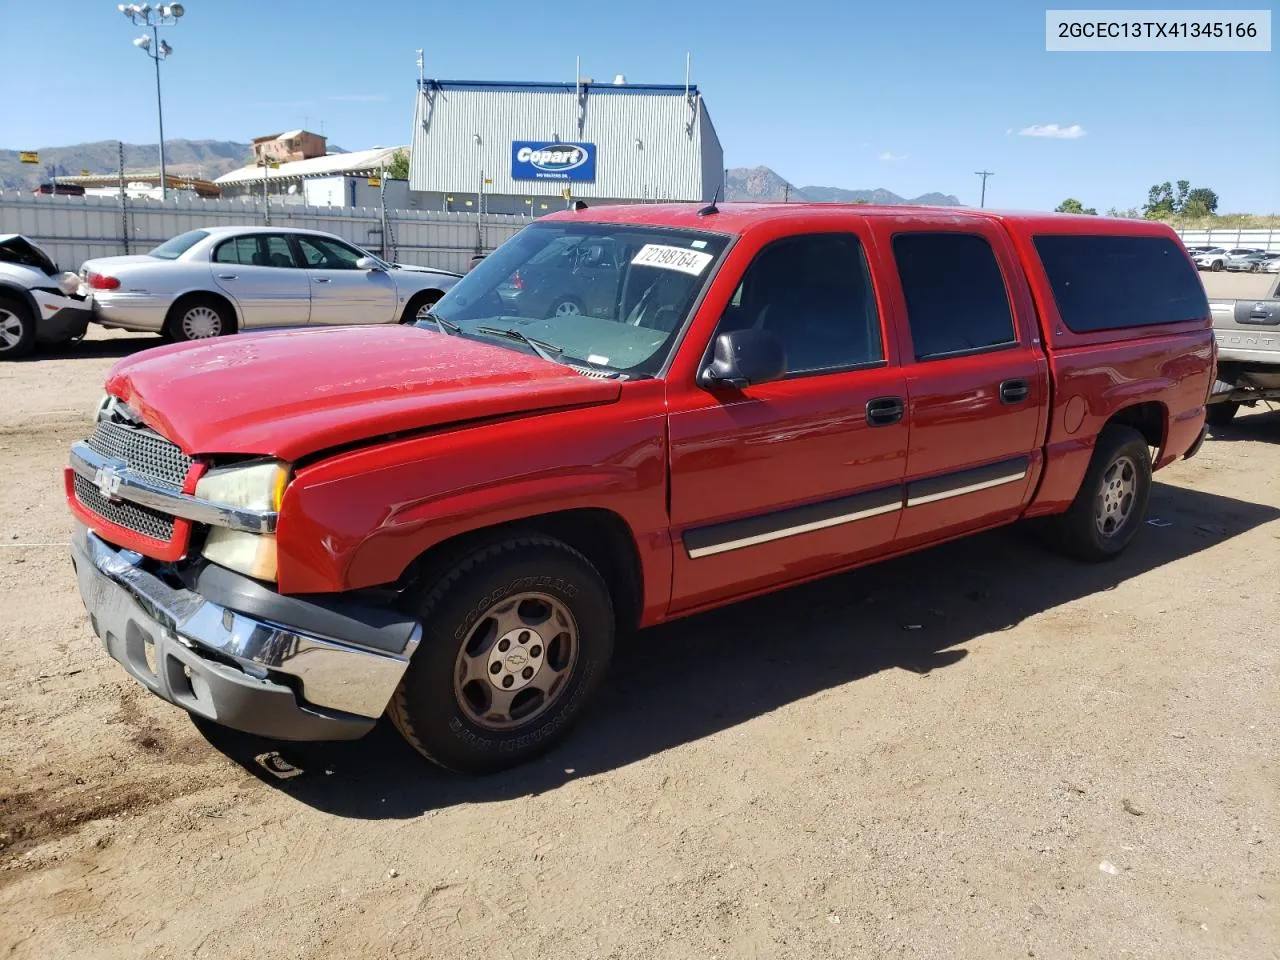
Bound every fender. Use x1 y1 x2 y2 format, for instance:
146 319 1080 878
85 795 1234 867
274 380 673 623
0 280 40 320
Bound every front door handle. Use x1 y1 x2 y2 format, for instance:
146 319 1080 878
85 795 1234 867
866 396 904 427
216 273 237 280
1000 378 1030 404
313 277 331 283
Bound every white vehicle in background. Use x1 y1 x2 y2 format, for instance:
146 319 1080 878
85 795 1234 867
1194 247 1264 272
0 234 92 360
79 227 463 341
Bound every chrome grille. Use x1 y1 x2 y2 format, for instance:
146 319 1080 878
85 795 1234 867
86 420 192 489
73 474 175 542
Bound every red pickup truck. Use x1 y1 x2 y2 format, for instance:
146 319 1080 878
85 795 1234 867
67 203 1214 773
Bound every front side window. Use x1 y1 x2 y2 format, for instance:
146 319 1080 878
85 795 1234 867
296 235 365 270
149 230 209 261
894 232 1016 360
426 222 730 376
714 233 882 376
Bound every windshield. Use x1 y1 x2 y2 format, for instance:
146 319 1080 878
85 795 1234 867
149 230 210 260
423 221 729 376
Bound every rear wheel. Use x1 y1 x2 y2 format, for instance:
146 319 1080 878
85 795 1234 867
1211 260 1224 272
0 297 36 360
1205 402 1239 427
1047 425 1152 562
166 295 235 341
389 535 615 774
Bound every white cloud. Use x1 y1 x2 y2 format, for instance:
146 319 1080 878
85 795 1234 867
878 151 909 161
1018 123 1086 139
1005 128 1014 136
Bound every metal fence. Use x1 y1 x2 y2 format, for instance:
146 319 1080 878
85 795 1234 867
1175 227 1280 253
0 191 532 274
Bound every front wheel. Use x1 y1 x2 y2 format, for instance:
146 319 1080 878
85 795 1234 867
0 297 37 360
389 535 615 774
402 290 443 324
1047 425 1152 562
1211 260 1224 272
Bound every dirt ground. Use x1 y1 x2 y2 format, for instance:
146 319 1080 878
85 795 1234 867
1 315 1277 960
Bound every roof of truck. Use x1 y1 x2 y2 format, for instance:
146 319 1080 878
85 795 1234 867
546 202 1174 236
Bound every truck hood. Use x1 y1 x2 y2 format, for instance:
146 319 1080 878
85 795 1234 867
104 326 622 461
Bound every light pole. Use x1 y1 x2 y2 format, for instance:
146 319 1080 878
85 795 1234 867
118 2 185 201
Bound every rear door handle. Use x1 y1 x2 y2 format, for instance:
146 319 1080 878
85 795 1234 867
313 277 331 283
866 396 904 427
1000 378 1030 404
216 273 237 280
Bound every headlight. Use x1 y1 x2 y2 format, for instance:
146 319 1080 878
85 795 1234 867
57 272 81 296
194 460 289 581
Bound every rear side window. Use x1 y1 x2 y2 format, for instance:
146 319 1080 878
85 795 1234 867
894 233 1016 360
1034 235 1209 333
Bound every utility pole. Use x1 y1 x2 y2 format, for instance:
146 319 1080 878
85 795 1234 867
119 140 130 254
783 183 790 203
974 170 994 208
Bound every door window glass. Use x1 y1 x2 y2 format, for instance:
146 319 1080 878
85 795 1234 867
213 236 256 265
715 233 882 376
260 234 297 268
296 235 363 270
893 233 1016 360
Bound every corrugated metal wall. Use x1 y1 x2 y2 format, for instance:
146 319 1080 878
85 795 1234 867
1176 227 1280 252
411 85 722 202
0 191 530 274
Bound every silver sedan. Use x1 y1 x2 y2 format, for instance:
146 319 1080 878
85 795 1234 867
79 227 461 341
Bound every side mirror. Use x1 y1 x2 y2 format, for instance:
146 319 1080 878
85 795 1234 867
355 256 384 271
698 328 786 390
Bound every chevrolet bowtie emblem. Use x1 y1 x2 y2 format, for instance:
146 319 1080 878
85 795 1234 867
94 465 123 501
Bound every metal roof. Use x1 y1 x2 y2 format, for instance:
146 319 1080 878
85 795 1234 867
215 145 405 185
422 79 700 96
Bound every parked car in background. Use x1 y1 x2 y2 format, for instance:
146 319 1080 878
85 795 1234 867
1225 251 1274 272
1195 247 1265 271
1183 244 1215 256
1207 273 1280 424
66 204 1213 774
78 227 462 341
0 234 91 360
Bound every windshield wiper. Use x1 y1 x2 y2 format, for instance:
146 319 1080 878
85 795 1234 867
423 311 461 335
475 325 563 364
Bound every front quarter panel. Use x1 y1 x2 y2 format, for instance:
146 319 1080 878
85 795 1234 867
274 380 672 623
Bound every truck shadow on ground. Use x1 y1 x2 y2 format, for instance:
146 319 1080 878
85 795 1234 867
195 480 1279 818
1208 407 1280 442
31 335 162 361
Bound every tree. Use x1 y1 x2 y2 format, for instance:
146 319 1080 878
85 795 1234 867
1144 181 1176 218
1106 207 1142 219
386 148 410 181
1055 198 1097 215
1175 179 1191 211
1184 187 1219 216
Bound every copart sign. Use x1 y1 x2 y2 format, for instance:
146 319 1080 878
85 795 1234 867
511 141 597 182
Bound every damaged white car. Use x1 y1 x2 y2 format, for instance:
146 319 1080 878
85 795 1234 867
0 235 92 360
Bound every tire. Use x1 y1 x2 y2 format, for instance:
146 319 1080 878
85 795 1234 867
389 535 615 774
401 290 443 324
1205 402 1239 427
1047 425 1152 562
165 295 235 342
0 296 37 361
545 296 584 320
1211 260 1224 272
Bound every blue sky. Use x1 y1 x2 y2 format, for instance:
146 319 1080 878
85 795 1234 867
5 0 1277 212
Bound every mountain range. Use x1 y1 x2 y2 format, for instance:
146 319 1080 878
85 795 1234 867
2 141 961 207
726 166 961 206
0 140 259 189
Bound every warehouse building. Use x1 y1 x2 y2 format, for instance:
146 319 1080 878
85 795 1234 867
408 77 724 216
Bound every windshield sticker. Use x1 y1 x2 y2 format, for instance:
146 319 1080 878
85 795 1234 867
587 354 610 365
631 244 714 276
690 240 708 249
